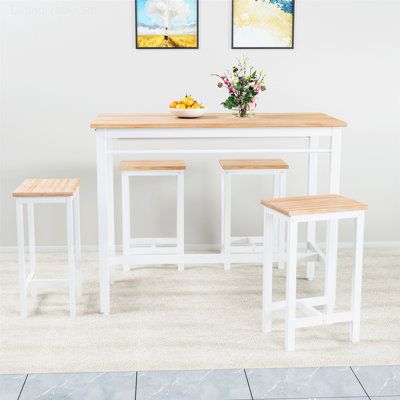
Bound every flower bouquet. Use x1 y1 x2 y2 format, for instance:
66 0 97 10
214 56 266 117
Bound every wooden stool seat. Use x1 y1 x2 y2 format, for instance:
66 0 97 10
13 179 80 197
119 160 186 171
219 159 288 170
261 194 368 217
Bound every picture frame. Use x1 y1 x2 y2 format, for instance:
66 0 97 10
135 0 199 49
231 0 295 49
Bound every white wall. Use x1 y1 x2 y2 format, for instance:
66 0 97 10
1 0 400 247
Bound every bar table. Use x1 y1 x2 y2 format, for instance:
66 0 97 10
90 113 347 314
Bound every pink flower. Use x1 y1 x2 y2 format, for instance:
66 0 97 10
222 76 236 94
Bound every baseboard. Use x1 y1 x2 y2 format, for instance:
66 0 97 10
1 242 399 254
339 241 400 249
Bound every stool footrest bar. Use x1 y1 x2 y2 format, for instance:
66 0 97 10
295 311 353 328
308 241 326 266
130 238 178 246
24 271 35 289
299 296 327 307
270 296 327 313
231 236 263 244
297 301 322 317
127 247 179 255
297 251 320 264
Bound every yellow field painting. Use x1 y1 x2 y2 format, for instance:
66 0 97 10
137 34 197 48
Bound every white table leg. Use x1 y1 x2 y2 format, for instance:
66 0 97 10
66 197 76 318
285 220 298 351
223 173 231 271
330 128 342 194
325 218 338 317
74 189 82 297
27 203 37 299
306 136 319 280
108 140 116 283
220 170 225 256
177 171 185 271
27 203 36 274
351 213 365 342
97 131 111 314
16 199 27 318
122 173 131 272
262 210 274 332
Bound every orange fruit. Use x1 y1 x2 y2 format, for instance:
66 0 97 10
169 101 178 109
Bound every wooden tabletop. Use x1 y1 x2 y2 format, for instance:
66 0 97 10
91 113 347 129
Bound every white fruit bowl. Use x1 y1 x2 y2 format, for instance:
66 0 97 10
168 107 207 118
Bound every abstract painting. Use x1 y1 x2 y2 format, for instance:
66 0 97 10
136 0 198 49
232 0 294 49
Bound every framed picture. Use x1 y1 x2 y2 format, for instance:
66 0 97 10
135 0 199 49
232 0 295 49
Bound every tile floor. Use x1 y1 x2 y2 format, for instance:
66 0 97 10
1 366 399 400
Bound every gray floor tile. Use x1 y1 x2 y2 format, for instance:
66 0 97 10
0 374 26 400
353 366 400 396
19 372 136 400
263 398 368 400
371 397 400 400
136 369 251 400
246 367 366 399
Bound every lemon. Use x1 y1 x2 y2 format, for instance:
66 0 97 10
182 96 194 107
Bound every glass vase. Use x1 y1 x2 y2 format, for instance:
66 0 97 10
233 101 256 118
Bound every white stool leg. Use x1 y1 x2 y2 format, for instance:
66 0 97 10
273 173 280 264
351 213 365 342
262 209 274 332
285 220 298 351
122 173 131 272
66 197 77 318
177 171 185 271
276 172 287 270
16 199 27 318
74 189 82 297
223 172 231 271
325 218 338 317
27 203 37 299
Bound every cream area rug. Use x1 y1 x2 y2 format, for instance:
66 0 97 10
1 248 399 374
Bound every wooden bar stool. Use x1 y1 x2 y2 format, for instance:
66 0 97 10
13 179 82 318
120 160 185 272
220 159 288 270
261 194 368 351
